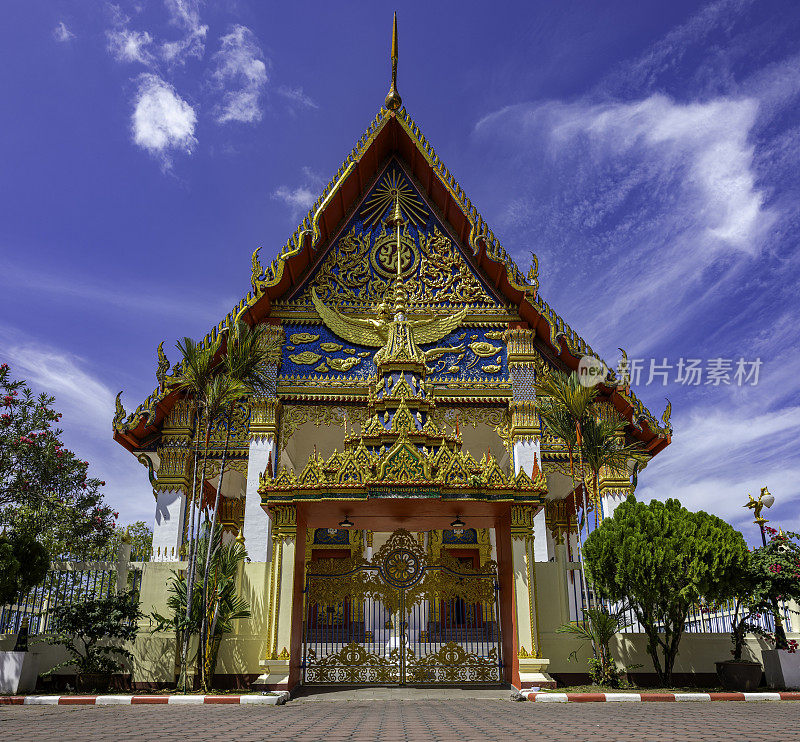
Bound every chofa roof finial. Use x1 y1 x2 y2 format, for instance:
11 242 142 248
384 12 402 111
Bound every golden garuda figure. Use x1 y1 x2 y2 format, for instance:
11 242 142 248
311 287 465 349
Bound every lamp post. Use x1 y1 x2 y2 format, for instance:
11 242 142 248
745 485 775 547
744 486 787 647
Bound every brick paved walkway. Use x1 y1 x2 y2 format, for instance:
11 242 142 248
2 700 799 741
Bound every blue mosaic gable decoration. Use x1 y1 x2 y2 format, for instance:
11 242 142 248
279 322 507 382
289 160 506 312
279 160 510 384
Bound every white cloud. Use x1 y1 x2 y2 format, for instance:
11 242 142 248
273 186 315 215
131 74 197 166
277 85 318 111
107 28 155 66
2 340 114 436
53 22 75 43
210 25 268 124
160 0 208 65
638 405 800 534
272 167 323 218
479 94 773 254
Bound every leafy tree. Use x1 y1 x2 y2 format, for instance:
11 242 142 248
583 495 749 685
43 590 141 675
728 529 800 659
0 363 116 558
0 532 50 605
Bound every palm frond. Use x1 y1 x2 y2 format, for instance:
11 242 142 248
535 370 598 422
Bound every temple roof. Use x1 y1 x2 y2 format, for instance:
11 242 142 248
113 105 671 457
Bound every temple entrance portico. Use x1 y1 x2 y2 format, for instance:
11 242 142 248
258 497 552 690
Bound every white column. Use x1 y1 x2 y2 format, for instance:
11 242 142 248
512 439 541 476
602 492 627 520
152 489 186 562
244 437 274 562
532 509 553 562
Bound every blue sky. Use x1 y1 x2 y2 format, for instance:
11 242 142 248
1 0 798 541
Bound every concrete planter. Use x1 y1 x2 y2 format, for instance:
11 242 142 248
715 660 762 691
763 649 800 690
0 651 39 694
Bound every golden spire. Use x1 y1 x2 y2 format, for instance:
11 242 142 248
384 196 407 315
384 12 402 111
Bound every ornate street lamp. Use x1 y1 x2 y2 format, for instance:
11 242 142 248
744 486 786 647
744 485 775 547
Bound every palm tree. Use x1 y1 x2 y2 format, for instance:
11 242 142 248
173 334 223 691
150 527 250 686
556 604 631 686
202 531 251 683
534 370 597 612
579 416 645 525
198 320 271 689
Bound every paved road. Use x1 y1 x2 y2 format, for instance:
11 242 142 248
2 700 799 741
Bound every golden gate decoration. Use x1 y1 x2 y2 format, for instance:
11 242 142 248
302 530 502 685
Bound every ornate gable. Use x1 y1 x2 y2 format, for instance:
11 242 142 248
282 162 505 314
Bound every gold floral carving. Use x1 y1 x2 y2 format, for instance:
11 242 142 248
279 404 349 451
295 222 498 309
469 341 501 357
305 643 400 684
405 643 500 684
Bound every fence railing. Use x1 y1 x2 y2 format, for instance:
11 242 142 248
0 543 148 636
567 567 797 635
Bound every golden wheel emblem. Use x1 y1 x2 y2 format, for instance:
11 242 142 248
370 233 419 279
381 547 422 587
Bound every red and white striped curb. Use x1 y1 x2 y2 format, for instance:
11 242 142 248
0 692 290 706
520 691 800 702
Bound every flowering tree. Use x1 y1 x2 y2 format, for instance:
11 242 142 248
729 529 800 658
0 363 116 566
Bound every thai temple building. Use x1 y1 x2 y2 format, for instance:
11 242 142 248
113 19 670 690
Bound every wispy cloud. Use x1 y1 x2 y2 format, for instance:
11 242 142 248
0 262 229 325
0 327 157 524
1 334 114 436
210 25 269 125
469 0 800 536
53 22 75 43
277 85 318 111
272 167 323 218
131 73 197 167
107 28 155 66
160 0 207 66
639 404 800 533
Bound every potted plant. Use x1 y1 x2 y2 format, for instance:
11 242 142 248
758 529 800 689
42 590 141 692
717 529 800 690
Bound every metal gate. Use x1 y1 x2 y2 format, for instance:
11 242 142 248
302 530 502 685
